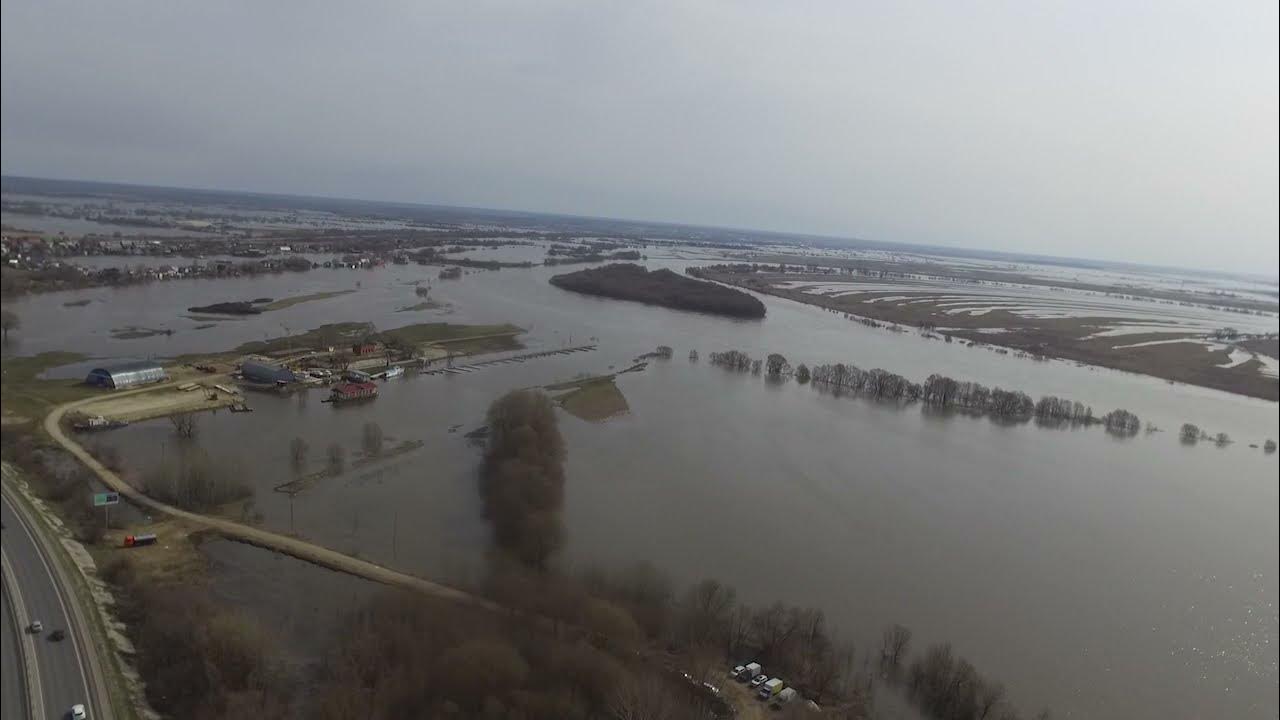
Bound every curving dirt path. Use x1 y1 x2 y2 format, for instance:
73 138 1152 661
45 386 494 610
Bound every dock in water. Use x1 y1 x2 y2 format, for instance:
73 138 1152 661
420 344 597 376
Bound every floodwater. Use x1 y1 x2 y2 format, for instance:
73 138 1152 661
3 254 1277 719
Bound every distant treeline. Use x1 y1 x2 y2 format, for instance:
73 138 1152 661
710 348 1145 433
543 250 641 266
410 247 535 270
550 263 766 318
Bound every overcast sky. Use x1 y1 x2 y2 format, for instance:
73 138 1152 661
2 1 1276 273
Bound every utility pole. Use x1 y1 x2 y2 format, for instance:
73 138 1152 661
392 509 398 562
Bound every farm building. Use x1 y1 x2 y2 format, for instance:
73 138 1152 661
240 359 299 385
85 361 168 389
330 382 378 402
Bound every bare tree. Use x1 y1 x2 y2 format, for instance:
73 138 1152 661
610 675 686 720
977 681 1006 720
725 604 754 659
289 436 309 473
882 624 912 668
681 579 737 646
169 412 197 439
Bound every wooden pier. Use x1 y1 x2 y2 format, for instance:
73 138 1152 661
420 344 597 377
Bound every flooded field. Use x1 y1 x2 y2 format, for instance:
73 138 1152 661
4 254 1278 719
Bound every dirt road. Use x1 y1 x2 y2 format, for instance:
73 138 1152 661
45 387 493 610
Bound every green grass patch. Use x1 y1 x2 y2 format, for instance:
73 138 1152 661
378 322 523 346
0 351 98 427
229 321 373 356
551 376 630 422
395 300 441 312
260 289 356 311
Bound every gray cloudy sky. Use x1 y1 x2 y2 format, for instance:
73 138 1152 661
2 1 1276 273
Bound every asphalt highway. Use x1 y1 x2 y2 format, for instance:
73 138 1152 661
2 490 96 720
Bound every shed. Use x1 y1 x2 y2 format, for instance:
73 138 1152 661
85 361 167 390
240 359 299 385
330 382 378 402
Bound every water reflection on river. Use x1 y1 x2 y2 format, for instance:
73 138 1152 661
4 255 1277 719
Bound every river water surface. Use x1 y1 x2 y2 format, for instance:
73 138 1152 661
4 252 1276 719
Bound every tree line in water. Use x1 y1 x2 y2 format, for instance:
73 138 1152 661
703 348 1273 449
710 348 1144 434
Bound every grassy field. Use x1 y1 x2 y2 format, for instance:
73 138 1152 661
260 289 356 311
395 300 441 312
0 351 98 428
378 321 522 346
230 321 373 356
549 375 630 422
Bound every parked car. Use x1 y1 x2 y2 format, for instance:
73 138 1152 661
749 674 768 688
731 664 747 679
49 629 67 642
27 620 43 634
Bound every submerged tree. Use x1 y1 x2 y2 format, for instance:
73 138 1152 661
1180 423 1201 443
145 447 251 511
362 422 384 457
326 442 346 476
169 412 198 439
795 363 811 384
0 309 19 341
289 436 309 473
765 353 790 376
1101 409 1140 436
709 349 752 371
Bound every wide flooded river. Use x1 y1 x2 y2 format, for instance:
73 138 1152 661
4 251 1277 719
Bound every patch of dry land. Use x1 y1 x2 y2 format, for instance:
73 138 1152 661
698 264 1279 400
260 289 356 311
75 379 241 423
549 376 630 422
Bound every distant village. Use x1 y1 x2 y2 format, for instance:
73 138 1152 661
0 233 444 295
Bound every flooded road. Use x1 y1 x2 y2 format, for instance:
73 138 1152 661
4 255 1277 718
